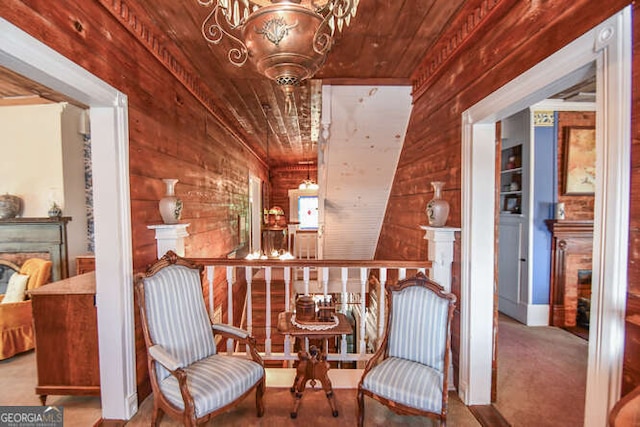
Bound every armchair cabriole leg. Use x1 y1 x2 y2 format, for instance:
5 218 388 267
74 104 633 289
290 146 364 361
151 405 163 427
256 377 265 417
357 388 365 427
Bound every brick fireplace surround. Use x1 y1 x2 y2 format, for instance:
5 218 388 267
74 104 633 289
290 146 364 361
545 220 594 327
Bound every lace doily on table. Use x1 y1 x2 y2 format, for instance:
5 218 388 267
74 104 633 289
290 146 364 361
291 314 339 331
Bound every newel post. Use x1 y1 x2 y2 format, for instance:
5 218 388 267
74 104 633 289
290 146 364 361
147 223 190 258
420 226 460 292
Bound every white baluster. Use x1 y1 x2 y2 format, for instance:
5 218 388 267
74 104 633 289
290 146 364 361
303 267 310 295
265 267 272 356
284 267 291 357
398 268 406 281
340 267 348 356
359 267 367 356
206 266 215 319
341 267 348 314
226 266 234 354
322 267 329 297
378 268 387 351
284 267 291 311
245 267 253 337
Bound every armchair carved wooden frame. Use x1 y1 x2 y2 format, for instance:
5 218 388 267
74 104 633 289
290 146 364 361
135 251 265 427
357 272 456 426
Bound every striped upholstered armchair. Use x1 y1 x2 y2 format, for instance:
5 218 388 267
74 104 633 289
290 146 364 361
135 251 265 426
357 272 456 426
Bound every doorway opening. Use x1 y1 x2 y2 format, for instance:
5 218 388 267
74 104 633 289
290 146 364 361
460 7 631 426
0 17 137 420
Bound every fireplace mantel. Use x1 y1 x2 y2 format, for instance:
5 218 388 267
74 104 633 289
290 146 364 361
545 220 594 236
0 217 71 281
545 219 593 327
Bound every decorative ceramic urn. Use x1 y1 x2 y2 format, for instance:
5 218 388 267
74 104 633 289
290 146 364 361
0 194 22 219
426 181 450 227
48 202 62 218
159 179 183 224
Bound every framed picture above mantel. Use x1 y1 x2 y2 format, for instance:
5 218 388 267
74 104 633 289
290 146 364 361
563 126 596 195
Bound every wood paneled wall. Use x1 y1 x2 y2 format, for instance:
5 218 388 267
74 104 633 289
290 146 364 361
376 0 636 393
0 0 267 403
0 1 267 267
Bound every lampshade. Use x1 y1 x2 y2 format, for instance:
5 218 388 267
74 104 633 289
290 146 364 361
299 179 319 190
199 0 358 105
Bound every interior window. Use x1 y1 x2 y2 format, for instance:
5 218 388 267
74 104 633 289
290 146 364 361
298 196 318 229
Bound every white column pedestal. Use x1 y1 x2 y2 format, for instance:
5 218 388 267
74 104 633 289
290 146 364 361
420 225 460 293
147 223 190 258
421 225 460 391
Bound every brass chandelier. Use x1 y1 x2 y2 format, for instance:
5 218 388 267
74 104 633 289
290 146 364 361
198 0 359 105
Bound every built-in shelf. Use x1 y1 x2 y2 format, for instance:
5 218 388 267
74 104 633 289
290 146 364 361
500 167 523 174
500 143 523 214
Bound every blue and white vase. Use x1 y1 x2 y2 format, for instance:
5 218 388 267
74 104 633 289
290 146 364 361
48 202 62 218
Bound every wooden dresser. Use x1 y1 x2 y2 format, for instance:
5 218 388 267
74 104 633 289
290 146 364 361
75 255 96 275
28 272 100 404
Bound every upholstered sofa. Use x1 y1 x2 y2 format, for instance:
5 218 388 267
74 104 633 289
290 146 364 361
0 258 52 360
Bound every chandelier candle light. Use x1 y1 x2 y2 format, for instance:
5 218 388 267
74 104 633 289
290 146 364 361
299 160 318 190
199 0 359 111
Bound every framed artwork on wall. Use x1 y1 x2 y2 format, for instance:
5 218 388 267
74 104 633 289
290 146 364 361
563 126 596 195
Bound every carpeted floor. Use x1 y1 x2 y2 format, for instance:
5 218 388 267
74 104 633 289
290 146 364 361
0 349 102 426
126 387 479 426
0 350 479 426
0 315 587 426
495 314 588 426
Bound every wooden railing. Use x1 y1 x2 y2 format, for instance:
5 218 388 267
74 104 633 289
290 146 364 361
188 258 432 363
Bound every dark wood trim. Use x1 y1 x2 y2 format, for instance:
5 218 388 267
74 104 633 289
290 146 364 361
187 257 432 269
93 419 127 427
545 220 594 235
96 0 266 168
492 121 502 403
468 405 512 427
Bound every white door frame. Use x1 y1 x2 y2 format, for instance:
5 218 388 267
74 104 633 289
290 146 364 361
460 7 631 426
0 19 137 419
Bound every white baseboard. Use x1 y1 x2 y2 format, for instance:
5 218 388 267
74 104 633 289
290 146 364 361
526 304 550 326
499 298 549 326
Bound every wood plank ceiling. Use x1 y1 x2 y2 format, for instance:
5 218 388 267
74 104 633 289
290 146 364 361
127 0 467 167
0 66 86 107
0 2 599 169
